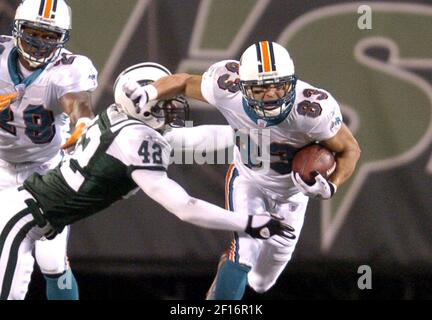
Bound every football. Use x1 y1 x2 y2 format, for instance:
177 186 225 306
292 144 336 185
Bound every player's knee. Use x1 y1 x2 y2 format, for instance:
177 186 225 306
248 277 275 293
35 235 69 275
35 251 67 275
247 264 284 294
38 259 67 275
274 251 293 263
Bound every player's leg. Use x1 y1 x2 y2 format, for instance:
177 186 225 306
0 163 36 299
30 156 79 300
35 226 78 300
0 188 41 300
247 192 308 293
207 166 266 300
0 159 19 190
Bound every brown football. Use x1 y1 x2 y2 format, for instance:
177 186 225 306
292 144 336 185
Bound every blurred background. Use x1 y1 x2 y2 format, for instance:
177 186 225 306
1 0 432 299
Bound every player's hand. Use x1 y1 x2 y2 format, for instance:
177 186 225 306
292 171 337 199
122 79 149 112
61 118 91 149
245 213 296 242
0 92 18 110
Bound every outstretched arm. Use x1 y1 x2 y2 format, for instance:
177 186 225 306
131 169 295 241
132 169 246 230
122 73 210 111
152 74 207 103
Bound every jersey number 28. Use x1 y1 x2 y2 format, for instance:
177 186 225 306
0 104 55 144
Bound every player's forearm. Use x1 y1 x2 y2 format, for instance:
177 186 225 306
60 91 95 126
152 73 190 99
152 74 206 102
171 195 247 231
322 123 361 188
330 147 361 187
132 170 247 231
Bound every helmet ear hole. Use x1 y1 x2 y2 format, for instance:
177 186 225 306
143 111 151 117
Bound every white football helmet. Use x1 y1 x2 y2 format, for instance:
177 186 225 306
239 41 297 125
13 0 72 68
113 62 189 130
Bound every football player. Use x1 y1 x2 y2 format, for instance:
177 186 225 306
0 0 97 299
0 62 295 300
127 41 361 299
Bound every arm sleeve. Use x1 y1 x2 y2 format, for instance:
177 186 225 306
164 125 234 152
131 169 248 231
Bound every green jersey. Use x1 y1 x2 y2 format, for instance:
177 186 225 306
23 105 171 232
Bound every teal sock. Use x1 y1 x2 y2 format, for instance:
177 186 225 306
44 269 79 300
213 260 250 300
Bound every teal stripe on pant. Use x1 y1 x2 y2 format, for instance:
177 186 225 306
212 166 250 300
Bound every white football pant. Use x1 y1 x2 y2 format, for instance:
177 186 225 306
0 154 69 289
0 187 46 299
225 165 309 293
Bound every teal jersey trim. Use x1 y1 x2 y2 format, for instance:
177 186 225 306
7 47 46 86
242 97 288 127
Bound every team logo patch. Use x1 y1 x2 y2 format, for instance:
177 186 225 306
259 227 270 239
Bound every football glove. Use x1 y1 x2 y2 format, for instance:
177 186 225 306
292 171 337 199
0 92 18 110
245 213 296 242
61 117 91 149
122 79 158 112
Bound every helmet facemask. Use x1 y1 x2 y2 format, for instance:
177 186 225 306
13 20 70 68
153 96 190 129
141 97 190 131
240 74 297 122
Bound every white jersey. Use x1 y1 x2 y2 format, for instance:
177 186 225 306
201 60 343 199
25 105 172 230
0 35 98 164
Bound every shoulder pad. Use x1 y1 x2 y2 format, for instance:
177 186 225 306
202 60 241 105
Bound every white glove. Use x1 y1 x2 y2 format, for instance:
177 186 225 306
292 172 337 199
122 79 149 113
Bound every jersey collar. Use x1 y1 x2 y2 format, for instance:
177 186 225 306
7 47 46 87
